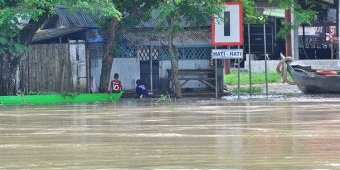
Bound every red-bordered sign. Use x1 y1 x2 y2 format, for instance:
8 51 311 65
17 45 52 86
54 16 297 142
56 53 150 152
211 2 243 46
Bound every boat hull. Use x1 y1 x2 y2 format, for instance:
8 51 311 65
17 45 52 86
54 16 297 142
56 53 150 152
0 91 123 105
287 63 340 94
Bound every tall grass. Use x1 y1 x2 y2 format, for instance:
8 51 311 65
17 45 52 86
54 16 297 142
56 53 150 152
224 71 282 85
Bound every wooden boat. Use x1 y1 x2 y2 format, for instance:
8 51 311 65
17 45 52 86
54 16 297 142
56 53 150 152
0 91 123 105
277 55 340 94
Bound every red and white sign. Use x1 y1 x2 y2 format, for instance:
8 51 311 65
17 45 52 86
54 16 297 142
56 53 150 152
211 2 243 46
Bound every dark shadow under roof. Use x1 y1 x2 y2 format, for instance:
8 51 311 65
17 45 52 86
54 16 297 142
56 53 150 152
32 27 85 43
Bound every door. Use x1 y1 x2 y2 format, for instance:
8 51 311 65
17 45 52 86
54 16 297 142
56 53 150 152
70 41 87 92
139 46 160 93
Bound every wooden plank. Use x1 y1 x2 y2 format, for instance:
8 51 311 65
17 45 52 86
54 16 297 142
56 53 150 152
30 45 39 92
53 44 61 91
39 44 47 91
46 44 52 90
179 77 215 80
199 80 216 89
63 43 72 92
178 69 215 75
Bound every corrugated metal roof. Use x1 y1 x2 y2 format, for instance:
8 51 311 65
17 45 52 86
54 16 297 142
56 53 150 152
122 29 211 47
55 5 99 28
41 15 59 29
136 12 211 28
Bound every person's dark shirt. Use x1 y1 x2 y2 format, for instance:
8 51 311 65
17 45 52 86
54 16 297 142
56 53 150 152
136 84 148 97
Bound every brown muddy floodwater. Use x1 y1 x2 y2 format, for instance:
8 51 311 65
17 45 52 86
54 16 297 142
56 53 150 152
1 95 340 170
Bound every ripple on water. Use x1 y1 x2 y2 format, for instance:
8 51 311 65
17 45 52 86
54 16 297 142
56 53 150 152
221 94 340 103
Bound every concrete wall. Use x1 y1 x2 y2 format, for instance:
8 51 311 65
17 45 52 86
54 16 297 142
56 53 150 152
111 58 140 90
93 58 213 91
91 57 141 91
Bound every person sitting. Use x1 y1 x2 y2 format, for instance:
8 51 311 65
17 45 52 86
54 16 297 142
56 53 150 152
135 79 149 98
110 73 122 93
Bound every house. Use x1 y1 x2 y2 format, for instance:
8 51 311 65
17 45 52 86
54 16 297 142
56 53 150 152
20 6 107 93
20 6 224 95
115 28 224 94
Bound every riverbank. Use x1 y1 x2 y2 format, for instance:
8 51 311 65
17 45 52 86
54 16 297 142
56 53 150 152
121 82 302 99
227 82 301 95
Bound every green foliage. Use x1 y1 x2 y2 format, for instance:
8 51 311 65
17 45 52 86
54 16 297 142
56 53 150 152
0 29 25 55
0 0 122 57
294 8 317 25
0 37 8 45
224 71 282 85
0 0 51 56
241 0 266 24
71 0 122 20
151 0 226 34
13 44 28 54
276 22 295 39
271 0 318 24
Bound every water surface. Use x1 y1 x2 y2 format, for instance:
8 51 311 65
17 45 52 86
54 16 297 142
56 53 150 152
1 96 340 169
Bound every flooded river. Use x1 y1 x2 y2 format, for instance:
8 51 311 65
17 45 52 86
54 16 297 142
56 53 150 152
1 95 340 170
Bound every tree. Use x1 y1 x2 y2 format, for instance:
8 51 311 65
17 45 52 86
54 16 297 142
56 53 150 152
98 0 158 92
150 0 318 98
150 0 255 98
269 0 317 37
0 0 121 95
0 0 52 95
0 0 318 96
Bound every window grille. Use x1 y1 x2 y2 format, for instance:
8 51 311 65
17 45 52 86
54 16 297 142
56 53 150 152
117 45 212 61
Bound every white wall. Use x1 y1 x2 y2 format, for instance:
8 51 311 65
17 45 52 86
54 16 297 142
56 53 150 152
111 58 140 90
113 59 214 90
244 59 281 73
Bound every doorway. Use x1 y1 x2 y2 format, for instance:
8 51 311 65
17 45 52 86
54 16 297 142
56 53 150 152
138 46 160 93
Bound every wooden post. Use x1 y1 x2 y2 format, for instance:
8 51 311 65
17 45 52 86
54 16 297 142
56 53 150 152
224 59 230 74
285 9 292 57
338 0 340 59
150 46 153 94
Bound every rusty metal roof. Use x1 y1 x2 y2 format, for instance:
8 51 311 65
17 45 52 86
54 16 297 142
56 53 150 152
122 29 211 47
